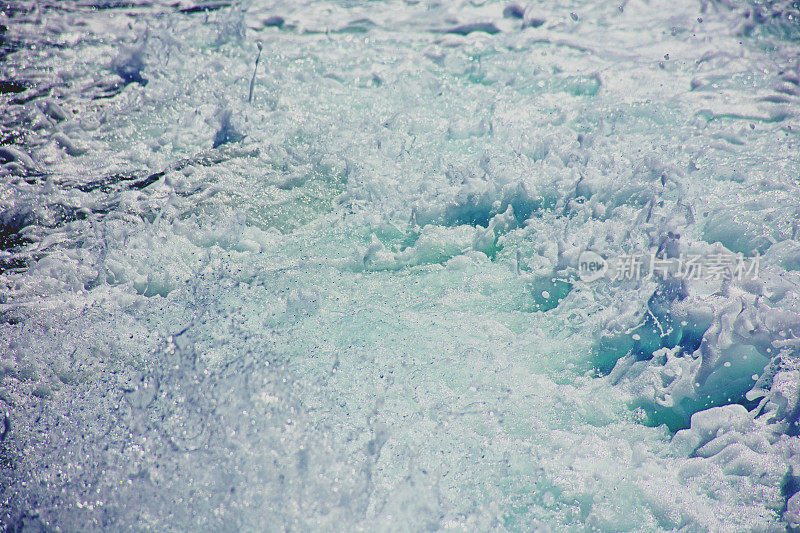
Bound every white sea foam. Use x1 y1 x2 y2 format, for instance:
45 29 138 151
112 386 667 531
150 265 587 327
1 0 799 530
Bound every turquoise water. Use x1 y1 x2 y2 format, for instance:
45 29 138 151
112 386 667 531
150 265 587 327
1 0 800 530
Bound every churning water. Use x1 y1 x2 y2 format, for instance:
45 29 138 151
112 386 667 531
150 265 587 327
1 0 800 531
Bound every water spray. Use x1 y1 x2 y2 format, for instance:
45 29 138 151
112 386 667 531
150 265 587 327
248 41 263 104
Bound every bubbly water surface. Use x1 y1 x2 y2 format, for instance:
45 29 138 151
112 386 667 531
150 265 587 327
1 0 800 531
